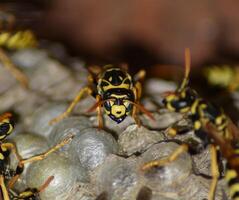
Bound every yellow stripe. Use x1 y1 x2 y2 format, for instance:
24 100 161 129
166 103 176 111
229 183 239 198
217 123 227 131
215 116 223 125
0 135 6 140
194 120 201 130
225 169 237 181
110 94 127 98
198 103 207 117
190 100 199 114
1 146 7 151
0 32 10 45
165 95 176 102
0 153 4 160
179 107 190 113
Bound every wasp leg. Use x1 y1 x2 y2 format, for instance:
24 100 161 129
96 95 103 129
17 176 54 199
49 86 93 125
0 175 10 200
8 134 74 189
132 82 142 126
0 48 28 89
141 144 189 171
132 70 145 125
20 134 73 165
208 144 219 200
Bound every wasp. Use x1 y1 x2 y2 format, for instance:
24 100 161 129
0 9 38 88
0 112 74 200
141 49 235 200
205 121 239 200
49 64 154 128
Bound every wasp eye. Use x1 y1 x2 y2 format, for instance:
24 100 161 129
123 100 130 107
0 122 11 136
109 100 114 106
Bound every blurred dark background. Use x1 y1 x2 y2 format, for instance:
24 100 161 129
37 0 239 66
3 0 239 74
4 0 239 67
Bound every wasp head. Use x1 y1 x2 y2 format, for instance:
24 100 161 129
103 89 134 123
162 88 197 113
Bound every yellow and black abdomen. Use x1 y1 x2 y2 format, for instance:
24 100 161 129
0 30 37 50
226 165 239 200
0 10 37 50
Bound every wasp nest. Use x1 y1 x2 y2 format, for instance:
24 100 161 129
0 45 230 200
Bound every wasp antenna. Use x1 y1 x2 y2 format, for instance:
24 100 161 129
179 48 191 92
129 101 155 121
160 91 177 98
38 176 54 193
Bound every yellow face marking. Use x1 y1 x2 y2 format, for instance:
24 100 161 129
109 76 113 82
0 153 4 160
194 120 201 130
123 100 130 108
111 105 126 118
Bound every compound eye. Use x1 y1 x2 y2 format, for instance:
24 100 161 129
123 100 130 108
104 99 115 111
0 122 11 136
109 99 114 106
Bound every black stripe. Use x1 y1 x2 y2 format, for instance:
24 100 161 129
233 191 239 199
228 176 239 187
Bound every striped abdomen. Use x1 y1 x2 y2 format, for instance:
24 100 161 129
0 30 37 50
